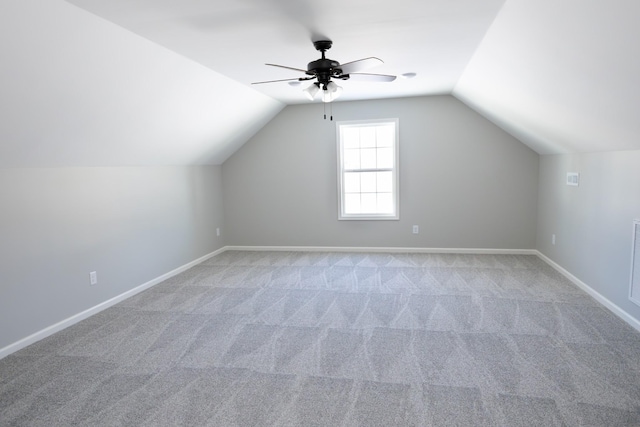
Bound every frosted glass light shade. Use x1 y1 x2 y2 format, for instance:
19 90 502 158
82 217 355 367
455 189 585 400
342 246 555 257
322 81 342 103
302 83 319 100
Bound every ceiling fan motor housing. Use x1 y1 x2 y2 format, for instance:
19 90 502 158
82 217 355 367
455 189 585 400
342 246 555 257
307 58 341 81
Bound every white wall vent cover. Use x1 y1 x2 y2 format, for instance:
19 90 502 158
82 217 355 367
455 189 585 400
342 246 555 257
630 220 640 307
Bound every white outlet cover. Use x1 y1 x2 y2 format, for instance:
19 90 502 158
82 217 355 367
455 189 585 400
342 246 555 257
567 172 579 186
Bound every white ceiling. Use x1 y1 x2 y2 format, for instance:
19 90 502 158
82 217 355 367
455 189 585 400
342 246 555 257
66 0 507 104
2 0 639 167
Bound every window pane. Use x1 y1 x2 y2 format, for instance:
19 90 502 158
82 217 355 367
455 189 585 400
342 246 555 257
344 194 361 214
360 127 376 148
377 193 393 213
360 148 376 169
344 149 360 170
343 127 360 149
361 193 377 213
377 171 392 193
376 125 394 147
344 172 360 193
360 172 377 193
377 147 393 169
338 119 398 219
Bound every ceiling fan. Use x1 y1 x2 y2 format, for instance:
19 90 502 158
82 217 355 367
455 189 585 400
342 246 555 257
252 40 396 102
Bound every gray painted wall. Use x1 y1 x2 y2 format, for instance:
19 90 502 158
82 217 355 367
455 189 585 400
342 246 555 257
537 150 640 321
222 95 539 249
0 166 224 350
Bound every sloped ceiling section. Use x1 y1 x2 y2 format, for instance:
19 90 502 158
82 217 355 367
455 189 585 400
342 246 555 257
454 0 640 155
0 0 283 167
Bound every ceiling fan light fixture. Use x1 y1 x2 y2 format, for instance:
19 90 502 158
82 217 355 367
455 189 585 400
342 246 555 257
302 83 319 100
322 81 342 103
326 81 339 92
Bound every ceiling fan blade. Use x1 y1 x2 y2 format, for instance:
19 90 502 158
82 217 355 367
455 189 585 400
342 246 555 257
265 63 309 74
339 57 383 74
348 73 397 82
252 77 314 85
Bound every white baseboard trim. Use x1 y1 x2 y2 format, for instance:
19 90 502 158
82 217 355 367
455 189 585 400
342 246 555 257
0 247 226 360
535 250 640 333
224 245 538 255
8 246 636 359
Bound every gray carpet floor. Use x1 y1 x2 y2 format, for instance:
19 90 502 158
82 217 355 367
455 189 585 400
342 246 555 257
2 251 640 426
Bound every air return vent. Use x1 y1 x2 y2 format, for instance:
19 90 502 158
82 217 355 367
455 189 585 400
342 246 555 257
630 220 640 307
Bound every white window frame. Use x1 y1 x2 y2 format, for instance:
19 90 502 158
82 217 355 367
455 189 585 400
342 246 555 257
336 118 399 220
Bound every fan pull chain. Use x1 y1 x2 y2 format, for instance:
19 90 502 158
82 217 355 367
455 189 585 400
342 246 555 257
322 101 334 120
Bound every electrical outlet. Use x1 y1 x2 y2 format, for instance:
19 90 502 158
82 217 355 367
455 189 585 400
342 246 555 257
216 227 220 237
552 234 556 245
566 172 579 186
412 225 419 234
89 271 97 285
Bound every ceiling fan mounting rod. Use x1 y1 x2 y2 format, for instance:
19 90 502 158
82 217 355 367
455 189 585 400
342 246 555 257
307 40 341 80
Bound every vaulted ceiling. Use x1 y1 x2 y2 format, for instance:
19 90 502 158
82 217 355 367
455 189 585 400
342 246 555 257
2 0 639 166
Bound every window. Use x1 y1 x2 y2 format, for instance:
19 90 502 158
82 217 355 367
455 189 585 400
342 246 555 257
337 119 399 220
